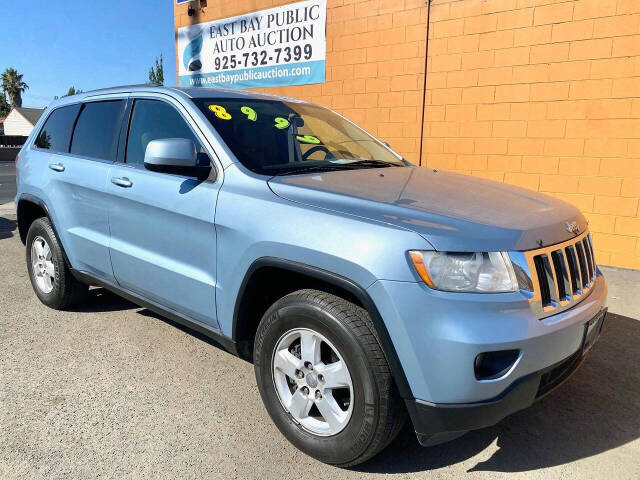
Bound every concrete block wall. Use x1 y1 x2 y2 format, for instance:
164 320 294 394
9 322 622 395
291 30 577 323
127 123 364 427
175 0 640 269
423 0 640 269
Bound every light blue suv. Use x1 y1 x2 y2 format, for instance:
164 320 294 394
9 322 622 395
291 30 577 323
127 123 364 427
15 85 607 466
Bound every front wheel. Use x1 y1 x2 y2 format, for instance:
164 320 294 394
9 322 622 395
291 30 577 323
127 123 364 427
253 289 406 466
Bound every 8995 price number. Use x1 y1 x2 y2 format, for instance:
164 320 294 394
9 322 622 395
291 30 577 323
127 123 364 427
214 44 313 71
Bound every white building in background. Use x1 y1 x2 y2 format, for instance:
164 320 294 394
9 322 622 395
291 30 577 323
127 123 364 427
3 107 44 136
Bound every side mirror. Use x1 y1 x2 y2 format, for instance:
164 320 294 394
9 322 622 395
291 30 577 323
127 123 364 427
144 138 211 179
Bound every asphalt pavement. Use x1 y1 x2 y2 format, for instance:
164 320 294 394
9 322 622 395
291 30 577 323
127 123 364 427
0 162 17 205
0 209 638 479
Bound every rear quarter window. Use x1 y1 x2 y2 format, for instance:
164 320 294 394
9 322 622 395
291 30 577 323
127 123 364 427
70 100 125 161
34 104 81 152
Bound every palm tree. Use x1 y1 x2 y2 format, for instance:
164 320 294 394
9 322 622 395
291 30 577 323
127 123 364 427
1 68 29 108
0 92 9 118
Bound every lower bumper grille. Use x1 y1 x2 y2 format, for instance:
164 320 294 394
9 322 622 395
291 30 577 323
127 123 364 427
536 350 582 398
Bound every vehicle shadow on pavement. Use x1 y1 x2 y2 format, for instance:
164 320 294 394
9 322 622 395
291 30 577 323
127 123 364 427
67 289 237 355
69 287 137 313
354 313 640 474
0 215 17 239
136 308 239 356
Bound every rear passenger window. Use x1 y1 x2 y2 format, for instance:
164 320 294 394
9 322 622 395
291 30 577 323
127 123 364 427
70 100 125 161
34 104 81 152
126 99 202 165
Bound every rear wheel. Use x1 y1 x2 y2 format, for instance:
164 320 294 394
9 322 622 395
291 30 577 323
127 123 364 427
26 217 88 309
254 289 406 466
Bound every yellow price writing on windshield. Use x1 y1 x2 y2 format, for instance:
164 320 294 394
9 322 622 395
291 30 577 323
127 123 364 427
208 104 232 120
296 135 320 144
274 117 290 130
241 106 257 121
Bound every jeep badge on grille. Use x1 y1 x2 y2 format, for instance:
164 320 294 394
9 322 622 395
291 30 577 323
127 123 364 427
566 221 580 235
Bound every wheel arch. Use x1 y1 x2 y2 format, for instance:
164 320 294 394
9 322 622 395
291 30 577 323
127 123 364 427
17 194 51 244
17 194 72 266
232 257 413 399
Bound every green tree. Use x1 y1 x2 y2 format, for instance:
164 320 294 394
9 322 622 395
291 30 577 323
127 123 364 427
0 92 9 118
54 87 83 100
63 86 82 97
148 54 164 85
1 68 29 107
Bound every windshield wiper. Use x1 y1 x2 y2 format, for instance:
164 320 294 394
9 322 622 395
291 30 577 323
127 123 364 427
274 165 360 176
346 159 402 167
274 160 403 176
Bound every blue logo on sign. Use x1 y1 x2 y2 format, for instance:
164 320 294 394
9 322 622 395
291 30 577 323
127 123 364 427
183 31 204 72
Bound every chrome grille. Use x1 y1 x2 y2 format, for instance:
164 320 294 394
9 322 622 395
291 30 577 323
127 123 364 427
525 230 596 319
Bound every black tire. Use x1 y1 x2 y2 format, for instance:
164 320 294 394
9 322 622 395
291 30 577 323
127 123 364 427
254 289 406 466
26 217 88 309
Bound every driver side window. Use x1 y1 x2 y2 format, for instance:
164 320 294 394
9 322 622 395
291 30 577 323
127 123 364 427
126 99 202 166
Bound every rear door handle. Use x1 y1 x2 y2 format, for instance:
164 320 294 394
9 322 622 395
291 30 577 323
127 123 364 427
48 163 65 172
111 176 133 188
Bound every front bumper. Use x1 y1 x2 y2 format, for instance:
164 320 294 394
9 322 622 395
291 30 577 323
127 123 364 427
406 309 605 446
367 270 607 442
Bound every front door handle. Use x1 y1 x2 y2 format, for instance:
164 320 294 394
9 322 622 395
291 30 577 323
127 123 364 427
111 176 133 188
48 163 65 172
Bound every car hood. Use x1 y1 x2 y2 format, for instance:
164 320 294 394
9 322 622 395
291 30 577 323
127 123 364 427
267 166 587 252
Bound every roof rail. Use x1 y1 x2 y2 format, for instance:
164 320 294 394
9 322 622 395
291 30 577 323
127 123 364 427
81 83 163 95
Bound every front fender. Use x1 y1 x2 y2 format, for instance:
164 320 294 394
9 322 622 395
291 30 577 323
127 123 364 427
214 166 432 338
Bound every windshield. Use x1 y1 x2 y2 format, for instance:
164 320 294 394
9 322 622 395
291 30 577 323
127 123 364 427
194 98 407 175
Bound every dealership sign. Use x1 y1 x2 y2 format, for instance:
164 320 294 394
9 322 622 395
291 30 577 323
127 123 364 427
177 0 326 89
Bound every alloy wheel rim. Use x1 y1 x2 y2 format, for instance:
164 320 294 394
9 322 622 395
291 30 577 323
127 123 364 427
31 236 55 294
272 328 354 436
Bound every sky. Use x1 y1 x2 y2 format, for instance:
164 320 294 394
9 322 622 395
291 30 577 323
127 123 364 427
0 0 177 108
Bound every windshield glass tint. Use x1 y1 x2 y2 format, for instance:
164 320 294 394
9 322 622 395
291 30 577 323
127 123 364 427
194 98 405 175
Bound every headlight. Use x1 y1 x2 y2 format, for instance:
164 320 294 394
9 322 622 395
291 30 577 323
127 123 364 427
409 251 518 293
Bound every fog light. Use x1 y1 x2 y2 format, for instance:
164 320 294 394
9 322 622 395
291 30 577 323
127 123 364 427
474 349 520 380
